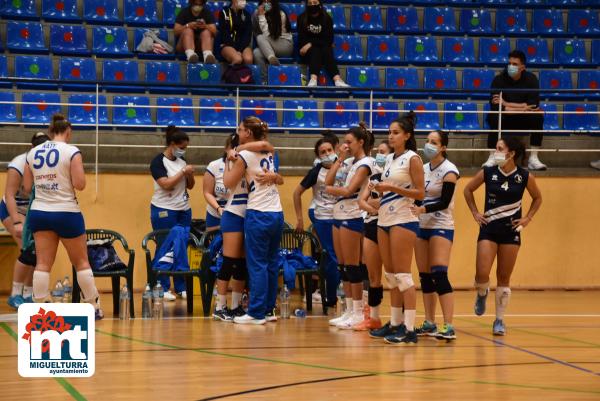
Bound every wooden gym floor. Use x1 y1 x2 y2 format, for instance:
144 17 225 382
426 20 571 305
0 290 599 401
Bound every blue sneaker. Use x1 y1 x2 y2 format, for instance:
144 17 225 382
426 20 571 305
493 319 505 336
369 322 406 339
384 330 418 345
435 323 456 340
415 320 437 337
474 289 488 316
95 308 104 321
7 295 25 310
22 296 33 303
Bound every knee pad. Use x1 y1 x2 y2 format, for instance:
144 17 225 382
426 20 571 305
432 271 453 295
368 286 384 307
217 256 235 281
345 265 363 284
231 258 247 281
419 272 436 294
359 263 369 281
338 264 348 282
384 271 398 287
394 273 414 292
18 248 36 267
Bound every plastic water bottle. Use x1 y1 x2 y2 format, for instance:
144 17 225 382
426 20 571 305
280 285 290 319
119 284 130 320
51 280 64 303
142 284 152 319
336 283 346 317
152 283 163 319
294 308 306 318
62 276 72 303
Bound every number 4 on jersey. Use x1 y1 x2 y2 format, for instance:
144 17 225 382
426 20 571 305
501 181 509 191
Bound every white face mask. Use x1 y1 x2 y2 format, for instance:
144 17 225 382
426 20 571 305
507 64 520 78
423 143 439 160
493 151 509 167
320 153 336 166
236 0 247 9
173 148 186 159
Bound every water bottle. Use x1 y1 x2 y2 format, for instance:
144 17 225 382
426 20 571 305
294 308 306 318
280 285 290 319
51 280 64 303
152 283 163 319
62 276 72 303
336 283 346 317
142 284 152 319
119 284 130 320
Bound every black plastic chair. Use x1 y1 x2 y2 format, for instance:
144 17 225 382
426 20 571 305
198 230 220 317
72 229 135 318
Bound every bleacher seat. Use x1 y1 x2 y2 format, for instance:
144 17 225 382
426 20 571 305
387 7 419 33
282 100 320 129
462 68 495 92
479 38 511 64
346 67 381 88
334 35 364 63
156 97 195 127
563 104 600 131
1 0 37 20
577 70 600 93
554 39 587 65
134 29 171 58
248 64 262 86
516 39 550 64
323 101 360 129
423 7 457 33
59 57 97 90
367 101 399 130
145 62 182 93
367 36 401 63
199 98 236 127
50 25 89 56
103 60 139 82
568 10 600 35
385 67 419 90
444 102 480 131
163 0 186 25
83 0 120 24
546 0 577 6
21 93 62 124
404 102 440 131
187 63 221 86
442 37 475 64
592 40 600 65
15 55 54 89
206 2 228 27
0 92 17 123
93 27 131 56
424 68 457 90
325 5 347 31
539 103 560 131
514 0 543 4
0 56 7 79
124 0 160 27
405 36 438 63
240 100 278 127
496 9 528 34
42 0 80 22
350 6 383 32
532 9 564 35
7 21 47 53
112 96 152 127
539 70 573 95
268 65 302 86
67 94 109 126
459 9 493 34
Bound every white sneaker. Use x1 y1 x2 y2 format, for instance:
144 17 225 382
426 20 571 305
591 160 600 170
482 153 495 168
334 79 350 88
307 78 318 87
528 154 547 171
163 291 176 302
178 291 187 300
329 310 352 326
336 312 364 330
233 314 266 325
311 290 322 304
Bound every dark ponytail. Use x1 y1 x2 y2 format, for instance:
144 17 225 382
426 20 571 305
391 111 417 152
49 113 71 136
347 122 373 154
501 136 527 166
31 132 50 147
165 125 189 146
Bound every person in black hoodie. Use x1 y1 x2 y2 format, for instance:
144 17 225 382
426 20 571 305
219 0 253 65
297 0 349 87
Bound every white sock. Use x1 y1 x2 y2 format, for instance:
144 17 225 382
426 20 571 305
185 49 195 59
404 309 416 332
202 50 213 61
33 271 50 301
216 294 227 311
345 297 352 312
231 291 242 309
370 305 380 320
475 281 489 296
76 269 99 304
353 300 363 315
495 287 511 320
391 307 403 326
23 286 33 298
11 281 24 297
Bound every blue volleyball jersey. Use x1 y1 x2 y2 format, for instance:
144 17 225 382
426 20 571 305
482 165 529 232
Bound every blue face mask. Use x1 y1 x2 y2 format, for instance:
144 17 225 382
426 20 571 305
507 64 520 78
173 148 186 159
423 143 439 160
375 153 387 167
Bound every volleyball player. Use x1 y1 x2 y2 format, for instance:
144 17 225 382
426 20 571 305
204 136 235 232
464 137 542 335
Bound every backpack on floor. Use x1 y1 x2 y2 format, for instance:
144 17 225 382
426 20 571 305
222 64 254 84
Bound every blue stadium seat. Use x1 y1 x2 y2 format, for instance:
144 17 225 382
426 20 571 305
385 68 419 90
323 101 360 129
282 100 320 129
350 6 383 32
516 39 549 64
280 4 304 31
42 0 80 22
532 9 564 35
563 104 600 131
21 93 62 124
240 99 278 127
387 7 419 33
539 103 560 131
83 0 120 24
459 9 492 34
163 0 186 26
462 69 495 92
593 40 600 65
67 94 109 126
15 55 54 89
442 37 475 64
50 25 89 56
325 5 347 31
248 64 262 86
424 68 457 90
444 102 480 131
103 60 139 82
146 62 183 94
479 38 511 65
206 2 228 27
124 0 160 27
539 70 573 95
577 70 600 94
367 36 401 63
187 63 221 85
7 21 47 53
405 36 438 63
157 97 195 127
404 102 440 131
514 0 543 4
366 101 399 130
93 27 131 57
546 0 577 5
346 67 381 88
268 65 302 86
423 7 457 33
112 96 152 127
554 39 587 65
1 0 37 20
496 9 527 34
0 55 7 78
59 57 97 90
568 10 600 35
199 98 236 127
334 35 364 63
134 29 171 59
0 92 17 123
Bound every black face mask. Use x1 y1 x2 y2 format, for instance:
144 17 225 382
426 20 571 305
307 4 321 15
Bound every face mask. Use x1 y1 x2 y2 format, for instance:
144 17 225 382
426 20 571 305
493 151 509 167
375 153 387 167
236 0 246 10
173 148 186 159
507 65 520 78
191 5 203 14
264 2 272 12
321 154 337 166
423 143 440 160
307 4 321 15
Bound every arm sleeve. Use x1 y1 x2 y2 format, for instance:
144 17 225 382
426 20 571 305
300 165 321 189
489 75 501 111
240 13 253 49
424 181 456 213
150 156 168 181
297 14 308 48
325 14 334 46
258 14 270 36
526 73 540 106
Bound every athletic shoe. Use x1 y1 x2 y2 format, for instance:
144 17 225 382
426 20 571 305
311 289 322 304
384 330 418 345
337 313 364 330
493 319 506 336
352 317 382 331
187 52 199 63
329 310 352 326
307 78 318 87
474 288 488 316
163 291 176 302
233 314 266 325
334 79 350 88
265 309 278 322
178 291 187 300
482 153 495 168
435 323 456 340
230 305 246 318
95 308 104 321
527 154 547 171
591 160 600 170
268 56 280 66
7 295 25 309
213 307 233 322
415 320 438 337
369 322 406 339
204 54 217 64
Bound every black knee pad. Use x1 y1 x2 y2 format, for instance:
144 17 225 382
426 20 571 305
368 286 384 307
345 265 363 284
217 256 235 281
419 272 436 294
18 248 36 267
359 263 369 281
432 271 453 296
231 258 247 281
338 264 348 281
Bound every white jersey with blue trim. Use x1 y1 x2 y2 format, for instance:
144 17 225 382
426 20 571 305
419 159 460 230
364 164 383 224
3 152 29 214
333 156 374 220
206 157 229 218
378 150 420 227
26 141 81 213
224 159 248 218
239 150 282 212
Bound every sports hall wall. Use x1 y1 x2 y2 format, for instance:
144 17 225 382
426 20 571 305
1 172 599 292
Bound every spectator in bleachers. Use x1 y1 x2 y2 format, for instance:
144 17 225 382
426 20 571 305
251 0 293 83
297 0 349 88
174 0 217 64
219 0 253 65
485 50 546 171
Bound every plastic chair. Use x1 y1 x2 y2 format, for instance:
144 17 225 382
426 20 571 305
516 38 550 64
323 101 360 129
83 0 120 24
67 94 109 126
405 36 438 63
387 7 419 33
1 0 37 20
532 9 565 35
7 21 47 53
92 26 131 57
563 104 600 131
124 0 160 26
496 9 527 34
240 99 278 127
268 65 302 86
442 37 475 64
460 9 492 34
385 67 419 90
424 68 458 90
156 97 195 127
367 36 401 63
346 67 381 88
0 92 18 123
42 0 80 22
568 10 600 35
112 96 152 126
423 7 457 33
21 92 62 124
282 100 320 129
50 24 89 56
366 101 400 130
199 98 236 127
444 102 480 131
163 0 187 25
145 61 183 93
479 38 511 65
325 5 347 31
553 39 587 65
350 5 384 32
404 102 440 131
334 35 364 63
